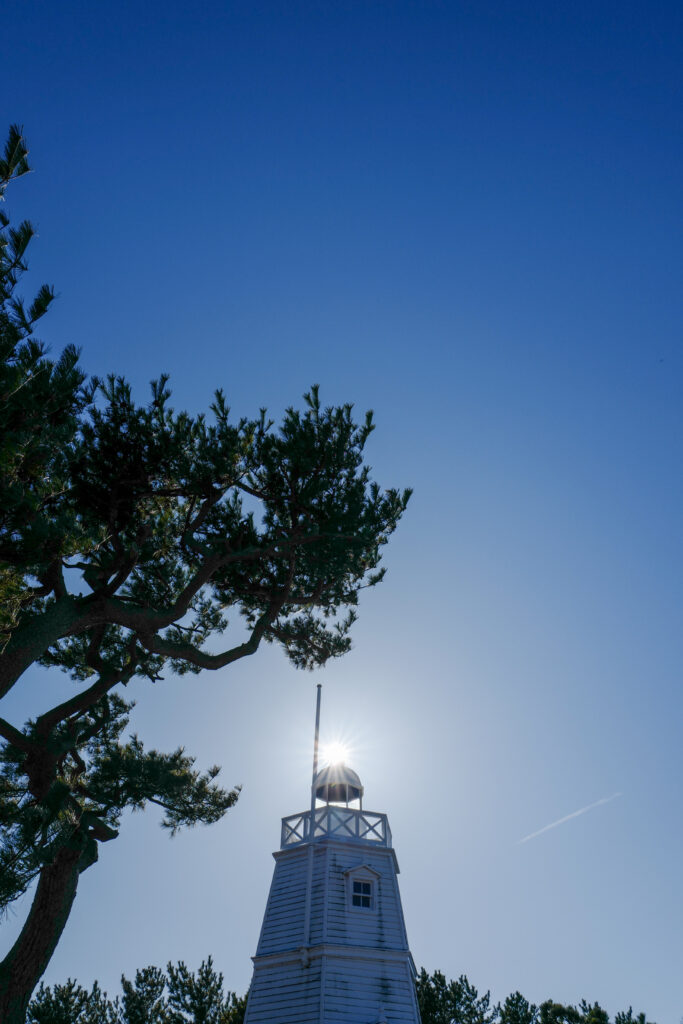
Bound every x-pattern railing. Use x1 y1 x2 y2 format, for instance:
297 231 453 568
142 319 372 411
280 807 392 849
281 813 308 846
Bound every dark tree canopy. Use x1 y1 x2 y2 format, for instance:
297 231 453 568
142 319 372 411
416 969 497 1024
29 965 657 1024
0 125 410 1022
27 958 246 1024
416 970 655 1024
500 992 539 1024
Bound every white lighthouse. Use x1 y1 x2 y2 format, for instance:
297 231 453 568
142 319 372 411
243 686 421 1024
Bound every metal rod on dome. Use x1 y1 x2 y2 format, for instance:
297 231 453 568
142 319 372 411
303 684 322 947
308 684 322 842
311 683 322 783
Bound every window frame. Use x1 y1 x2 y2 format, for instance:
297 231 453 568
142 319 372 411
351 878 373 909
344 865 380 914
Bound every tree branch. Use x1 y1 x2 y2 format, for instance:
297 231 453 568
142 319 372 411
0 596 84 700
139 590 289 670
0 525 332 698
0 717 34 752
34 667 126 739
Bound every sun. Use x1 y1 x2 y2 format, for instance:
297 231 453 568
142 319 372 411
319 741 349 766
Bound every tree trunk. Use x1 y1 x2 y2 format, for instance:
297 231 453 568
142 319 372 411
0 840 93 1024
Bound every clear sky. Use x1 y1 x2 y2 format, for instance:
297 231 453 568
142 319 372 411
2 0 682 1020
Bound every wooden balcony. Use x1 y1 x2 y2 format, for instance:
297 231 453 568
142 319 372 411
280 806 392 849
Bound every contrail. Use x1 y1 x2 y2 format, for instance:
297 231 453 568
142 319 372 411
517 792 622 844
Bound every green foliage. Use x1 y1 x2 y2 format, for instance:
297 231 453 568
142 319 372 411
538 1001 612 1024
31 965 656 1024
0 125 410 939
500 992 538 1024
416 971 655 1024
614 1011 651 1024
0 691 238 911
580 1002 610 1024
166 957 244 1023
27 979 114 1024
540 1003 583 1024
416 969 497 1024
27 960 246 1024
0 125 88 643
120 966 168 1024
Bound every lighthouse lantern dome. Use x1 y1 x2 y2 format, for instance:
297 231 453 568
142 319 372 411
313 762 363 805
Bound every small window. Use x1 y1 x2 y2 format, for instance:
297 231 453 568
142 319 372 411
352 879 373 908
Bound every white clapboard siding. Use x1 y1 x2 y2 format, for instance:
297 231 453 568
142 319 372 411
246 958 323 1024
244 793 421 1024
323 957 420 1024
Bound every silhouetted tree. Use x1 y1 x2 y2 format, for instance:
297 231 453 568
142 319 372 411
417 971 655 1024
539 1000 653 1024
119 967 169 1024
540 1002 583 1024
166 957 245 1023
27 979 114 1024
0 125 84 645
500 992 538 1024
27 961 245 1024
580 1002 610 1024
0 126 409 1022
614 1011 653 1024
28 963 656 1024
416 969 496 1024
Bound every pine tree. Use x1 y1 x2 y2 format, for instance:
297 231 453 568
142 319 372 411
417 972 655 1024
119 967 169 1024
27 979 115 1024
28 962 657 1024
26 961 246 1024
500 992 538 1024
416 969 497 1024
166 957 242 1023
0 126 410 1022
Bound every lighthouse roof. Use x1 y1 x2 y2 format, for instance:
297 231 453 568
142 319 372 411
313 762 364 804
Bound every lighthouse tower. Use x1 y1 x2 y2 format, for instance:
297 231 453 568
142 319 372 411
243 688 421 1024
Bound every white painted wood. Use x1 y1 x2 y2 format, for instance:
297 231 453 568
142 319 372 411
282 806 392 848
244 787 421 1024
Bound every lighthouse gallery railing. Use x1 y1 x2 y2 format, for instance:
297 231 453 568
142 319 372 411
280 807 392 849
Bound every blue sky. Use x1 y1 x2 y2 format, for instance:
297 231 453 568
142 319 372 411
2 0 682 1020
